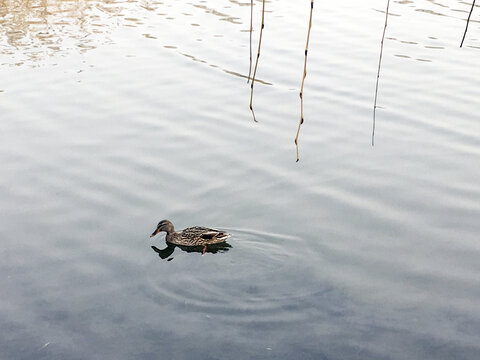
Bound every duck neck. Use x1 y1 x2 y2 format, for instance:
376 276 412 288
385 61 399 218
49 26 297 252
165 223 175 235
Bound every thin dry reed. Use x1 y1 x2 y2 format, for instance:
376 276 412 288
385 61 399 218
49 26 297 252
372 0 391 146
294 0 314 162
248 0 253 83
249 0 266 122
460 0 476 48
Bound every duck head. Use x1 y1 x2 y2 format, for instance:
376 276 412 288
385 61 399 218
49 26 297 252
150 219 174 237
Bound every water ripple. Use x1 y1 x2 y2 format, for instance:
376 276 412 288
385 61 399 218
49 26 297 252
144 228 333 325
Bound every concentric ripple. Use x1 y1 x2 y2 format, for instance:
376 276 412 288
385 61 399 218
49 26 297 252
144 229 338 326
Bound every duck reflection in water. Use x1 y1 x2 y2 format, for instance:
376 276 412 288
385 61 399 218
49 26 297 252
151 242 232 261
149 219 232 260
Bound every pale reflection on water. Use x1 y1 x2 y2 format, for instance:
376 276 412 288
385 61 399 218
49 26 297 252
0 0 270 82
1 0 478 68
0 0 126 64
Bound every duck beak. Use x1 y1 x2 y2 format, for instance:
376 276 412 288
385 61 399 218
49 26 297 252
150 228 160 238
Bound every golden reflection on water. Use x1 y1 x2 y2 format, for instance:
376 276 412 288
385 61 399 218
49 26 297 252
0 0 250 67
0 0 125 64
1 0 477 68
0 0 268 83
192 3 242 24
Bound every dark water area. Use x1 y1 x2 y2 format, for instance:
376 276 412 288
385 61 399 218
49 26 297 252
1 0 480 359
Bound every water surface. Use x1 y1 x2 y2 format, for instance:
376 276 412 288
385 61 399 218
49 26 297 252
1 0 479 359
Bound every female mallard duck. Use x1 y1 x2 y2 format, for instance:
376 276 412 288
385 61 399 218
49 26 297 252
150 220 230 253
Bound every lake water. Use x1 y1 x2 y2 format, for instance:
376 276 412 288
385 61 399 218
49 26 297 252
1 0 479 359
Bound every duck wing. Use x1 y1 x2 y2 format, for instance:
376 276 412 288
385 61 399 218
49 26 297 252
201 231 222 239
179 227 229 245
181 227 210 238
202 229 229 241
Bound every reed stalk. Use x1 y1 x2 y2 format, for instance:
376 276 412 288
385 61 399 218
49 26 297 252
249 0 266 122
248 0 253 83
460 0 476 48
372 0 391 146
295 0 314 162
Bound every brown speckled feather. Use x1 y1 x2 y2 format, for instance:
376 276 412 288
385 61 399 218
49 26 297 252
167 226 230 246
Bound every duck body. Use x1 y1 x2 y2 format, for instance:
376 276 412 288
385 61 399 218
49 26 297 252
150 220 230 247
167 226 230 246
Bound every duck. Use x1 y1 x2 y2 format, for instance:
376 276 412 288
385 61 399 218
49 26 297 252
150 219 230 253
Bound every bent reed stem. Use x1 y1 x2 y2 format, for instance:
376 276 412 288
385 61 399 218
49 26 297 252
295 0 314 162
460 0 476 48
248 0 253 83
249 0 265 122
372 0 390 147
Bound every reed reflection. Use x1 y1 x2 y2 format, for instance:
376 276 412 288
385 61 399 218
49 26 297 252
151 242 232 261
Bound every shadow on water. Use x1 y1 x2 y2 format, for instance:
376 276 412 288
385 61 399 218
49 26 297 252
151 241 232 261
